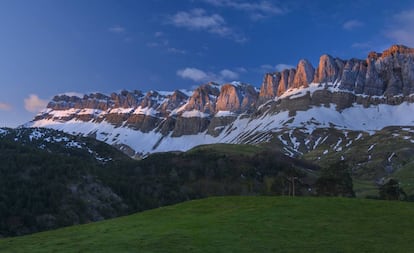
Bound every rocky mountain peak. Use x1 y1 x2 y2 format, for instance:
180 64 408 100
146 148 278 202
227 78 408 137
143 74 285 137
29 44 414 157
292 59 314 88
259 73 279 101
277 69 295 96
362 45 414 96
367 51 381 62
381 44 414 58
183 83 221 113
313 54 343 83
158 90 189 114
338 58 367 93
216 83 258 113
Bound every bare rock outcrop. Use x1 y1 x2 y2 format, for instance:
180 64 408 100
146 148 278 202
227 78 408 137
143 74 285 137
259 73 279 101
183 82 220 114
159 90 189 116
217 83 258 112
313 54 342 83
292 59 314 89
376 45 414 96
34 44 414 144
258 68 297 102
338 58 367 93
277 69 293 96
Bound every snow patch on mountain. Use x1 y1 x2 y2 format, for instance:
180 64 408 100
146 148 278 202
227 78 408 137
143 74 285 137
368 144 376 151
1 128 114 162
0 128 9 136
215 111 236 117
29 129 45 141
28 101 414 156
181 110 210 118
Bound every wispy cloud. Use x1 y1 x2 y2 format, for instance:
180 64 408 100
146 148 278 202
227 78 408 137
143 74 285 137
343 19 364 30
275 64 295 71
351 42 372 49
147 37 187 54
385 9 414 47
177 67 239 83
260 64 294 73
24 94 48 113
168 8 246 42
177 68 209 82
220 69 239 79
147 39 169 48
154 31 164 37
167 47 187 54
203 0 286 20
170 8 224 30
235 67 247 73
0 102 12 111
108 25 126 33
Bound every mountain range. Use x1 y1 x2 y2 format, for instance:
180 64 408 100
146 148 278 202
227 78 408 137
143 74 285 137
27 44 414 160
3 44 414 237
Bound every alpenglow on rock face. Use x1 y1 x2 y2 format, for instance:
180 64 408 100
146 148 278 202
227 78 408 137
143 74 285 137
259 44 414 99
33 82 259 138
292 59 315 89
28 45 414 157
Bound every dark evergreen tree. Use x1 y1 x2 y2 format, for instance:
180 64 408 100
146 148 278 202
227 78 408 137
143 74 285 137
379 179 407 201
315 161 355 197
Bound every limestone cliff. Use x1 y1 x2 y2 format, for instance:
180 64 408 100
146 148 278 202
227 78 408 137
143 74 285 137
30 44 414 156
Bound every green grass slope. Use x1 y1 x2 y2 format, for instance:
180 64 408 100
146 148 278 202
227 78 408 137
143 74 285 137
1 197 413 253
187 143 264 156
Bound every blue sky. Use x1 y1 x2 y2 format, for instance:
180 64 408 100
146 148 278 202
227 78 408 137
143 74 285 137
1 0 414 127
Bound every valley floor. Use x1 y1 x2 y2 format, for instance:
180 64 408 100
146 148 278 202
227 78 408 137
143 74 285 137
0 196 413 252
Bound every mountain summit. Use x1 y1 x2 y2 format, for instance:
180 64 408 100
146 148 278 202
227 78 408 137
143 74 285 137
27 45 414 157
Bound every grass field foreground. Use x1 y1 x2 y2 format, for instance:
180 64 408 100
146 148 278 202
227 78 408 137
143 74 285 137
0 196 413 252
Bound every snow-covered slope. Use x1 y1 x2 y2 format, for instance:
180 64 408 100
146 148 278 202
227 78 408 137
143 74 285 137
0 127 126 162
26 45 414 157
29 93 414 157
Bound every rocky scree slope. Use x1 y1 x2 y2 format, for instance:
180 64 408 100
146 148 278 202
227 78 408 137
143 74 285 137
27 45 414 157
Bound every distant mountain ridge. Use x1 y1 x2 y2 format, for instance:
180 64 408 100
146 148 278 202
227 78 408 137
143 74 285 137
27 45 414 157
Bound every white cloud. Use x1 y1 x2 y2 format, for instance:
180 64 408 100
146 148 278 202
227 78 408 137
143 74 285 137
154 31 164 37
170 8 224 30
203 0 285 20
260 64 294 73
147 39 169 48
148 39 186 54
259 64 274 72
275 64 295 71
108 25 126 33
386 9 414 47
235 67 247 73
343 19 364 30
177 68 209 82
24 94 48 113
177 67 240 83
0 102 12 111
168 8 246 42
220 69 239 79
167 47 187 54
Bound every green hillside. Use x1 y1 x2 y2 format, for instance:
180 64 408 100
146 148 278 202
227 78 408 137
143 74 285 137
0 129 320 237
187 143 265 156
1 196 413 253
